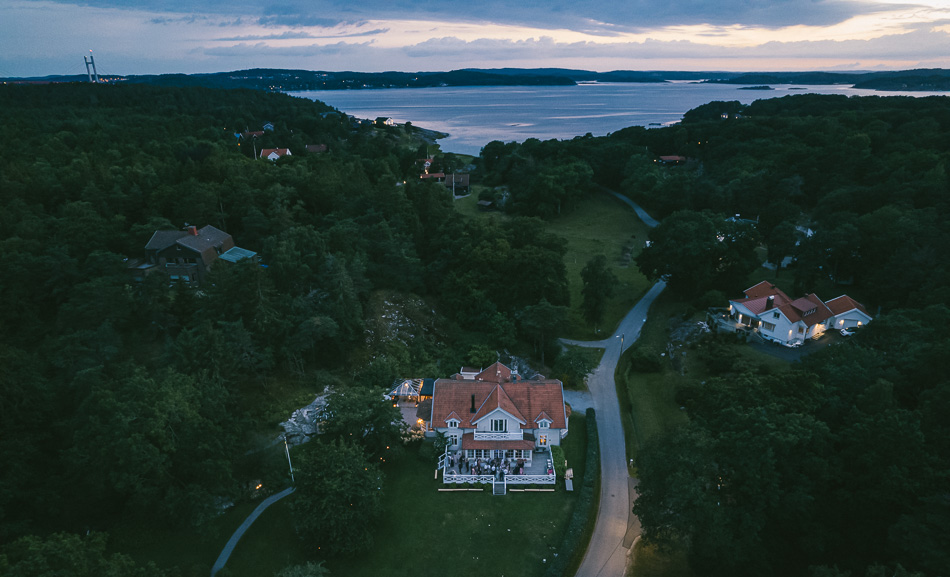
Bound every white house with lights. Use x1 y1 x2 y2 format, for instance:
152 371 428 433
427 362 567 464
728 281 872 346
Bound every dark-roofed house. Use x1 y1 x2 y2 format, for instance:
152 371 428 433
444 173 470 194
133 225 253 285
727 281 872 346
428 362 567 467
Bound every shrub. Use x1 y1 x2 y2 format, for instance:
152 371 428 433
627 345 663 373
545 408 600 577
551 445 566 479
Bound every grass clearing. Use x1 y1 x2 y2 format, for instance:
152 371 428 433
629 539 695 577
549 193 652 340
454 189 653 341
109 499 262 577
223 414 589 577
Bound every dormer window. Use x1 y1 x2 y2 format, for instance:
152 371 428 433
490 419 507 432
539 421 550 429
447 419 459 428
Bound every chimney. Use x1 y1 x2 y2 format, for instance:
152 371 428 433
765 295 774 310
470 394 476 413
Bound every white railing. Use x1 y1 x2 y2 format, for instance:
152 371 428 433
473 430 524 440
442 472 555 485
443 473 495 484
506 474 555 485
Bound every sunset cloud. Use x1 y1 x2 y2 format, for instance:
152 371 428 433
1 0 948 76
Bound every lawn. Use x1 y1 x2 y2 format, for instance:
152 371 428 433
222 414 589 577
109 499 263 577
550 193 653 340
454 188 654 341
629 539 694 577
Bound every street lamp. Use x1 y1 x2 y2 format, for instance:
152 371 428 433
283 434 295 484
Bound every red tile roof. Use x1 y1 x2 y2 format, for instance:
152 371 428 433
476 362 512 382
460 432 535 451
260 148 291 159
825 295 868 316
472 385 527 425
731 281 865 327
431 365 566 430
742 281 792 302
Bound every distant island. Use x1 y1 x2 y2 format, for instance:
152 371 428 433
704 69 950 91
4 67 950 92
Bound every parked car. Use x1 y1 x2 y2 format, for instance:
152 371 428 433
840 328 855 337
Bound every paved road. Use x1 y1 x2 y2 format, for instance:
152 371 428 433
565 281 665 577
598 186 659 228
564 187 663 577
211 487 296 576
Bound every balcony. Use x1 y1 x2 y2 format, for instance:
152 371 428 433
473 430 524 441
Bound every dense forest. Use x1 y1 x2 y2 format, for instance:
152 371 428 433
0 83 574 573
477 93 950 576
2 82 949 577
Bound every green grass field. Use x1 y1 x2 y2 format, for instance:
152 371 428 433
454 189 653 340
550 193 653 340
220 414 589 577
630 539 694 577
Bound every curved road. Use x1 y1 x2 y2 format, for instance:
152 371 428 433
566 191 664 577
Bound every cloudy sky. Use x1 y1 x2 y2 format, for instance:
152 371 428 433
2 0 950 77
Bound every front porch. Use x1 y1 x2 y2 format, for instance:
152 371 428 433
441 448 556 487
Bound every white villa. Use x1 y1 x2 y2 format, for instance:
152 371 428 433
426 362 567 491
728 281 872 346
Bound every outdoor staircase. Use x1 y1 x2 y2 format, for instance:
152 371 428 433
493 470 506 495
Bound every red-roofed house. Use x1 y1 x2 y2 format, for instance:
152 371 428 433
260 148 292 161
727 281 872 345
428 362 567 465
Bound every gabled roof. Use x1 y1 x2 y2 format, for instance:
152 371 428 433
742 281 792 302
145 230 188 252
260 148 291 159
476 362 512 382
444 411 461 422
430 363 566 430
472 385 527 425
731 280 866 327
535 411 553 423
825 295 869 316
174 225 235 266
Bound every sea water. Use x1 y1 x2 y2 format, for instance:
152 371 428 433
291 82 945 156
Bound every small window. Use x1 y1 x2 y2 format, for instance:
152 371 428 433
447 420 458 428
538 435 548 447
490 419 507 432
772 312 779 319
798 327 805 334
761 321 776 331
539 421 550 429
